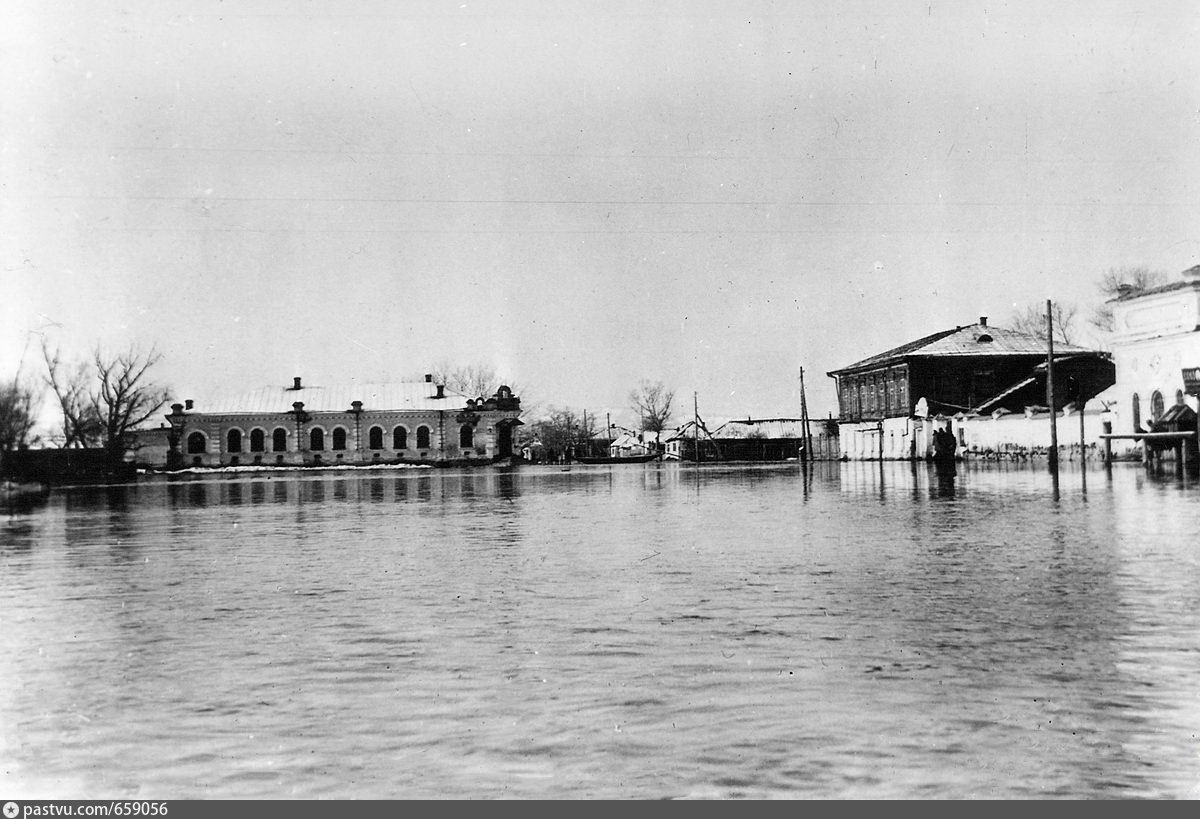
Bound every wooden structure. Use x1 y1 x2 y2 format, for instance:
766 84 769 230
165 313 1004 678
828 317 1115 460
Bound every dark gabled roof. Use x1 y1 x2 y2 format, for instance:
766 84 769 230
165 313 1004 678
828 322 1101 376
1153 402 1197 428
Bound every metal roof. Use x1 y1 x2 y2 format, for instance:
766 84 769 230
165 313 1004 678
194 381 475 415
828 322 1100 375
711 419 810 439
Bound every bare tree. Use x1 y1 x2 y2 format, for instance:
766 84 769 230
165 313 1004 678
630 379 675 433
91 345 172 467
42 340 103 447
1089 266 1169 332
0 378 39 452
1007 302 1078 345
526 406 600 460
430 361 522 400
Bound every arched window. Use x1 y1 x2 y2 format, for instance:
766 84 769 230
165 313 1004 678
250 428 265 452
459 424 474 448
331 427 347 450
1131 393 1141 431
272 428 288 452
416 425 431 449
393 426 407 450
187 432 207 454
368 426 384 450
227 429 242 453
310 427 325 451
1151 390 1165 421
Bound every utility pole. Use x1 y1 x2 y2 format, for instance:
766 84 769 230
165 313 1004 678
1046 299 1059 473
693 392 700 463
799 365 813 463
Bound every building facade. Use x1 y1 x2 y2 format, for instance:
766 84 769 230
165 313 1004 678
158 375 522 468
828 318 1115 460
1102 265 1200 458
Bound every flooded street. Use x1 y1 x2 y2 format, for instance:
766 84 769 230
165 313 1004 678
2 462 1199 799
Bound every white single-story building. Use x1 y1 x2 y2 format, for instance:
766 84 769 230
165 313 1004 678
152 375 522 468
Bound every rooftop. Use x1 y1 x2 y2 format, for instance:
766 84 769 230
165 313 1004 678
190 380 475 415
828 321 1101 375
1107 266 1200 302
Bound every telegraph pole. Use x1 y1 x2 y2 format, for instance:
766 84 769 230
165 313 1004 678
1046 299 1059 472
799 366 813 463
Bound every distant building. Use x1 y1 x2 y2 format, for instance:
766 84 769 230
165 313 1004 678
152 375 522 468
827 317 1115 460
604 430 659 458
662 418 839 461
1103 264 1200 459
712 418 840 461
663 420 721 462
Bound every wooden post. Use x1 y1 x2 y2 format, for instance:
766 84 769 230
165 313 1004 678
1079 399 1086 463
693 392 700 463
1046 299 1059 472
799 366 812 464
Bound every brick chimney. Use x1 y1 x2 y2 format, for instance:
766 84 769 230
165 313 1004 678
436 384 445 399
424 373 433 382
979 316 987 327
291 376 302 390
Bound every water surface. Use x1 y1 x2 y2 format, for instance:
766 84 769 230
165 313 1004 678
2 462 1198 798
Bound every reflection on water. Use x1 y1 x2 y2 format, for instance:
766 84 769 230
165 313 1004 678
2 462 1199 799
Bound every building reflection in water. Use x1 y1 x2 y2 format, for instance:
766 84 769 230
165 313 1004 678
368 478 385 502
143 469 531 510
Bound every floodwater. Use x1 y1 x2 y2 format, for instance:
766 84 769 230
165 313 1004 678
2 461 1199 799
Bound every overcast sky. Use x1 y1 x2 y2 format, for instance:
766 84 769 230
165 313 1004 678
4 0 1199 429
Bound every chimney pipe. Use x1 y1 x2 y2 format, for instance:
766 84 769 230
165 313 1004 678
184 399 194 411
292 376 302 390
979 316 987 327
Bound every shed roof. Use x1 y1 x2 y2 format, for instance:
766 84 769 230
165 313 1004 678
193 381 474 415
711 418 809 439
828 322 1099 375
